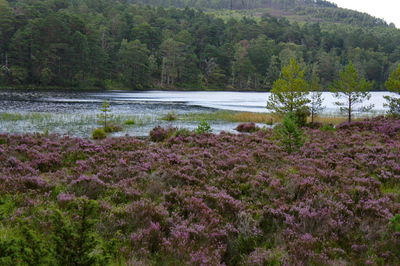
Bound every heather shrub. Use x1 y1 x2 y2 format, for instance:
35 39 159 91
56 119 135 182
235 122 260 133
195 120 212 134
149 126 176 142
1 117 400 264
92 128 106 140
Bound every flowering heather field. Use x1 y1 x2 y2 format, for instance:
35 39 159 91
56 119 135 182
0 117 400 265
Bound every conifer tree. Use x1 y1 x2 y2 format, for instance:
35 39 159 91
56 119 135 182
332 62 373 122
267 58 310 115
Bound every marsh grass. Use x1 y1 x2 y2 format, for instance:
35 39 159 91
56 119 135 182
160 111 178 121
0 112 153 135
183 111 279 124
183 110 376 126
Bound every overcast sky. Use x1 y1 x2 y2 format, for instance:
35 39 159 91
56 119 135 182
329 0 399 27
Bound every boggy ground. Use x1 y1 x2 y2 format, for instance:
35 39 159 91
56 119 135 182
0 117 399 265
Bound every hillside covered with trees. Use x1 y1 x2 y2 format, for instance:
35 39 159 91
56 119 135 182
0 0 399 90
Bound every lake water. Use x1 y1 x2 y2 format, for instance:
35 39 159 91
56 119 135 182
0 90 396 137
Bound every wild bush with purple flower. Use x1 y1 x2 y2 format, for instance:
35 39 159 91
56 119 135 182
0 117 399 264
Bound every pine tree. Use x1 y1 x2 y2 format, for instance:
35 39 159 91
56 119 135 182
384 64 400 115
267 58 310 114
331 62 373 122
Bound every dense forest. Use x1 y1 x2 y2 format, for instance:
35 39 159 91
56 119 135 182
0 0 399 90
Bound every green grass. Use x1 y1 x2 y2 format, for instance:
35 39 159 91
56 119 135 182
381 183 400 196
0 112 52 122
160 111 178 121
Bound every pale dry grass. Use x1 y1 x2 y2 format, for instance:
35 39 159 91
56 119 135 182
184 110 374 126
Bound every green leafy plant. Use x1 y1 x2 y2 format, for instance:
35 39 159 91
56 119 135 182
196 120 212 134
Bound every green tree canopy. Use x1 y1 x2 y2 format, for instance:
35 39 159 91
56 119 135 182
384 64 400 115
118 39 150 89
267 58 310 114
332 62 373 122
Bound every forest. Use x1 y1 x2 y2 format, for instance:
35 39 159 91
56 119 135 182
0 0 400 91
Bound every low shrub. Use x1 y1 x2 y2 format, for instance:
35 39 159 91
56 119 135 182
305 122 323 129
235 122 259 133
195 120 212 134
149 126 176 142
320 123 336 131
92 128 106 140
274 112 305 154
104 123 122 133
294 106 311 127
173 128 191 138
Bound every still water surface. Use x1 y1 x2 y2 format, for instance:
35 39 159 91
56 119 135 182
0 90 396 137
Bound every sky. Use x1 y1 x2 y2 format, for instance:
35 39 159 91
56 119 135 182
329 0 400 27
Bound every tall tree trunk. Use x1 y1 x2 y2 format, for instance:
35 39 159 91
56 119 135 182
348 95 352 123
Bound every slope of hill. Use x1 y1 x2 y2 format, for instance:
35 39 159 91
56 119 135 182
127 0 389 27
0 0 399 91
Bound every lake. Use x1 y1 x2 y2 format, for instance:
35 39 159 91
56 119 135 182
0 90 396 137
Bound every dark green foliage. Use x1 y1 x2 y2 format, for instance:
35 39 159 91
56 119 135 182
0 0 399 90
0 225 55 265
384 64 400 115
51 199 111 265
294 106 311 127
274 112 305 154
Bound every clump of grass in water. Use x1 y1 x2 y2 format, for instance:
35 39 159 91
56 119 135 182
160 111 178 121
0 112 52 122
